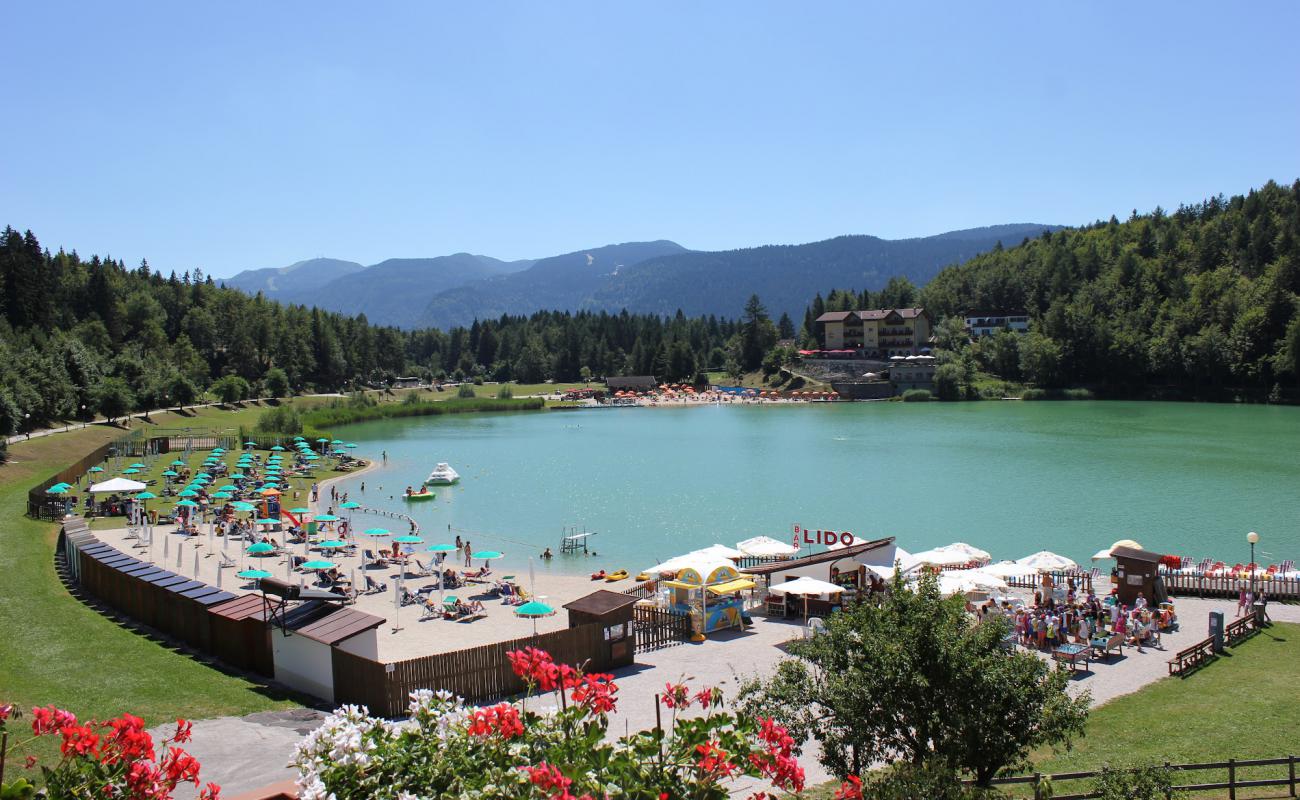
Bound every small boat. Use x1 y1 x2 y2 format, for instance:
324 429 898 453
604 570 629 582
590 570 607 580
425 463 461 486
634 572 651 582
403 489 436 501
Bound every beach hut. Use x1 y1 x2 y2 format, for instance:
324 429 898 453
660 557 753 637
1111 545 1168 605
563 590 640 668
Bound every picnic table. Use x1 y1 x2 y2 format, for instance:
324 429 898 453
1052 643 1091 672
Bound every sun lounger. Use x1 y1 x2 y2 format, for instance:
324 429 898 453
362 575 388 595
363 549 388 566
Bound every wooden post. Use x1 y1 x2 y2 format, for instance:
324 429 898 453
1289 753 1296 797
1164 760 1172 800
1228 757 1236 800
1032 772 1042 800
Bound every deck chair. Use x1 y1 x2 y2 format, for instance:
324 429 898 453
419 598 441 621
363 575 388 595
399 587 420 606
218 552 237 569
1196 558 1213 575
289 555 306 572
409 557 433 577
363 549 389 566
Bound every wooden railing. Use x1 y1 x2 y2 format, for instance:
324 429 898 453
632 605 693 653
621 578 661 599
1163 572 1300 600
981 755 1300 799
1003 570 1095 592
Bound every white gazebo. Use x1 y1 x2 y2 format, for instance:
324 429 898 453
88 477 147 494
736 536 799 558
1016 551 1078 572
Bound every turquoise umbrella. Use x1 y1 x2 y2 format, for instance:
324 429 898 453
210 492 233 500
305 454 320 461
247 542 275 554
261 482 280 489
136 491 157 500
161 470 178 477
122 469 140 475
472 550 504 560
331 439 343 445
339 501 360 510
88 466 104 473
314 514 339 522
129 462 145 468
232 502 257 512
218 484 237 492
515 600 555 617
244 441 257 447
345 443 358 449
255 518 280 525
365 528 391 537
171 460 186 466
316 540 347 549
428 543 457 552
178 489 198 498
196 472 212 478
292 436 305 441
270 445 286 451
316 438 329 443
395 535 424 544
230 473 246 479
302 560 335 570
176 499 199 508
289 507 311 514
48 482 71 490
236 569 272 580
46 486 70 495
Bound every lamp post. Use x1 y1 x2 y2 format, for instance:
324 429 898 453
1247 531 1259 600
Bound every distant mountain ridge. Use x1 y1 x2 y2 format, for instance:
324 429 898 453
223 224 1058 329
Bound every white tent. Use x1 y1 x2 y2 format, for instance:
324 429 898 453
693 543 746 561
1016 551 1079 572
736 536 799 558
645 546 740 575
769 576 845 598
932 571 1008 597
89 477 147 494
910 542 991 568
980 560 1040 579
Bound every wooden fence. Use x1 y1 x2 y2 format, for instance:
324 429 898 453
27 440 116 518
621 578 661 600
332 623 612 718
633 605 693 653
1164 572 1300 600
1003 570 1095 591
982 754 1300 799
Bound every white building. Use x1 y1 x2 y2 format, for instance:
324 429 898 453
964 312 1029 337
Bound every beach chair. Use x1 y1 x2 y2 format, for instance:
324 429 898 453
363 575 388 595
399 587 420 607
289 555 306 572
410 557 433 577
1196 558 1213 575
363 549 389 567
218 552 237 569
419 597 441 621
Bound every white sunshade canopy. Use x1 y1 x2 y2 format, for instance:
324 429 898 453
769 576 845 597
1016 551 1079 572
1091 539 1143 561
693 543 746 560
89 477 147 494
979 560 1041 579
645 550 737 577
911 542 992 567
736 536 799 558
931 570 1009 597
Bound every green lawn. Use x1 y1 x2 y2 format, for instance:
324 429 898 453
804 623 1300 799
0 403 321 748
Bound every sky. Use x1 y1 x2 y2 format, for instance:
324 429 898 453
3 3 1298 278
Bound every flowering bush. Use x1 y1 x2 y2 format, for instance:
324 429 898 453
292 646 805 799
0 701 219 800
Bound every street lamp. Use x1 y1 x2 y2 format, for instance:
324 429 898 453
1247 531 1260 599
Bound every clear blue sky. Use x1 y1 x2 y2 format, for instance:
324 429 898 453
3 2 1298 277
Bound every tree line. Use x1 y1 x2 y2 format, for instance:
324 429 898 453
0 227 782 434
799 180 1300 398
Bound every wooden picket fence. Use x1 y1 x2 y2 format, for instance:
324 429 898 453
984 754 1300 799
331 622 611 718
633 605 693 652
1164 572 1300 600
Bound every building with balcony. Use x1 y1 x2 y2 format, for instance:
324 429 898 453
964 312 1029 337
815 308 932 356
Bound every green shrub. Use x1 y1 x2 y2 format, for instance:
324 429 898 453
860 761 1006 800
495 385 513 399
902 389 932 402
255 405 303 435
1092 763 1183 800
1022 387 1094 401
457 383 476 399
1021 388 1047 400
1063 388 1095 400
402 391 424 404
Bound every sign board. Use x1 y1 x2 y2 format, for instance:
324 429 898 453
1126 574 1143 586
793 524 855 548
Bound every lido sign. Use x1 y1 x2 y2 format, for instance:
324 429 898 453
793 524 855 548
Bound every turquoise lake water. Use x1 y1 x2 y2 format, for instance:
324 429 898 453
324 402 1300 576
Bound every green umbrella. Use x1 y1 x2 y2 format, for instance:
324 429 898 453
232 502 257 512
210 492 233 500
395 535 424 544
236 569 272 579
88 466 104 473
472 550 504 560
130 462 146 468
428 543 457 552
316 540 347 549
176 499 199 508
302 560 335 570
515 601 556 617
136 491 157 500
178 489 198 498
247 542 275 554
161 470 178 477
364 528 391 537
122 469 140 475
339 501 360 509
313 514 339 522
255 518 280 525
270 445 285 451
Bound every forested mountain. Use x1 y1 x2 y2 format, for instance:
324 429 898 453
799 181 1300 397
418 240 689 329
224 257 365 298
580 226 1055 325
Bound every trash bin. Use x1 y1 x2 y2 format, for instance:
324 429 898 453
1208 610 1224 652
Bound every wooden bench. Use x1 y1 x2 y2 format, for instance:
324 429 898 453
1168 638 1215 676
